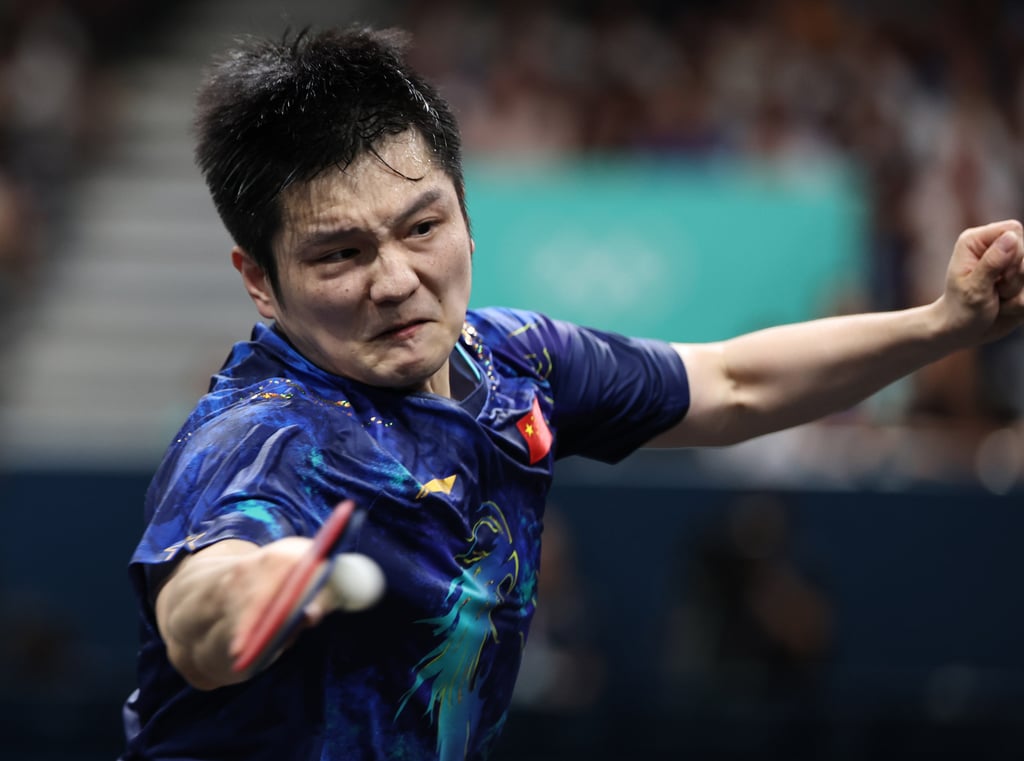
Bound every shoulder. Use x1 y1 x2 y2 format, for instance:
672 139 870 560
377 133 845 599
465 307 576 381
170 376 366 474
466 307 582 353
185 377 313 432
147 377 361 527
467 306 543 337
190 323 367 440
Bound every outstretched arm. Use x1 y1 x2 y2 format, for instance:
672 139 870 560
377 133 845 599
652 220 1024 448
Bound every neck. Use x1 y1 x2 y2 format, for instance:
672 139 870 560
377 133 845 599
418 359 452 398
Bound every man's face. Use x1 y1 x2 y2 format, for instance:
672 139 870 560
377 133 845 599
235 131 473 395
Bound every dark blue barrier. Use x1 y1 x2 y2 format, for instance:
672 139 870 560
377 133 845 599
1 470 1022 759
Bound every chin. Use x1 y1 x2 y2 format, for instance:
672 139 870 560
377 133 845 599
378 356 448 392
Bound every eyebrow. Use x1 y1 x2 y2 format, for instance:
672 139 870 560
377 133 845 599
294 187 446 253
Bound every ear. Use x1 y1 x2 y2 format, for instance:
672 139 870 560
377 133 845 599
470 238 476 257
232 247 278 320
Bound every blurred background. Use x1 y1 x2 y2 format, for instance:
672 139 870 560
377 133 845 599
1 0 1024 758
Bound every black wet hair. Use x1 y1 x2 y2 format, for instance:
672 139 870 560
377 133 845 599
194 26 466 295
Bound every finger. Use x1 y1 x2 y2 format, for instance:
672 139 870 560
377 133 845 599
960 220 1024 262
997 254 1024 301
975 230 1021 288
965 219 1024 245
302 560 337 624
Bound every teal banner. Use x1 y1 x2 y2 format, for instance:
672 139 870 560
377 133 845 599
466 158 867 342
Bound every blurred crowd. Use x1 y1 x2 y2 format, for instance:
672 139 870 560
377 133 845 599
404 0 1024 430
0 0 181 331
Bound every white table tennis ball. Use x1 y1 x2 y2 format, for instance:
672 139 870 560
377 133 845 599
328 553 386 612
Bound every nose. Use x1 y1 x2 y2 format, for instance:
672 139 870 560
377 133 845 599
369 246 420 304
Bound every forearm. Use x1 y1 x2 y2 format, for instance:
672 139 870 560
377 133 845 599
667 300 960 446
723 301 955 425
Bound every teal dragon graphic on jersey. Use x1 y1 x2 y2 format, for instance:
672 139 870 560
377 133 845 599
396 501 529 760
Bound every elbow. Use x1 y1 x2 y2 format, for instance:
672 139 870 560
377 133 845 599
705 390 774 447
685 343 767 446
674 342 796 447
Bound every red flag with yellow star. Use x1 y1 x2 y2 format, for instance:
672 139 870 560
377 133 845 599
515 396 552 464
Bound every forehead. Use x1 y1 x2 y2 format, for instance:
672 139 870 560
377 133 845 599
277 130 446 237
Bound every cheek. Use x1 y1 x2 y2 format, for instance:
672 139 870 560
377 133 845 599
445 239 474 290
441 259 472 309
308 279 357 309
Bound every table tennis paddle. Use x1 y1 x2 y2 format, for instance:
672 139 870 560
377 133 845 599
232 499 360 674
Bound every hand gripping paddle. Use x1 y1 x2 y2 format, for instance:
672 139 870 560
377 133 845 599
232 499 359 674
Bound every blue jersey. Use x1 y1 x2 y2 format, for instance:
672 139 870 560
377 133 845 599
121 307 689 761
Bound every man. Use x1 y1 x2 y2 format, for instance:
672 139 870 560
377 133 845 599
120 26 1024 761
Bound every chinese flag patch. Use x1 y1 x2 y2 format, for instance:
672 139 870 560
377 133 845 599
516 395 552 464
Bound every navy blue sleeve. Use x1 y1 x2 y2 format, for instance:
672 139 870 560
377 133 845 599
473 308 690 463
135 415 319 569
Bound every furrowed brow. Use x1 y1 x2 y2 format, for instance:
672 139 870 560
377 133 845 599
295 226 360 253
294 188 447 253
390 188 444 229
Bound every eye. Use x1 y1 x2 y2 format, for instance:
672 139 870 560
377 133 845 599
410 220 435 237
319 247 360 262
